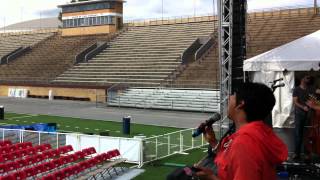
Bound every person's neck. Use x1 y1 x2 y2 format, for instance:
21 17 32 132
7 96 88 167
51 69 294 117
300 83 307 89
235 120 248 131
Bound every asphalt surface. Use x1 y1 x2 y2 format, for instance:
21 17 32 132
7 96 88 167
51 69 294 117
0 97 213 128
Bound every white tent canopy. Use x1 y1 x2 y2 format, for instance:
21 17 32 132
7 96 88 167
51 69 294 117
244 30 320 71
244 30 320 128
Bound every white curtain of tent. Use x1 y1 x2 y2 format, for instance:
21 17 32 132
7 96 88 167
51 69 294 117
244 30 320 127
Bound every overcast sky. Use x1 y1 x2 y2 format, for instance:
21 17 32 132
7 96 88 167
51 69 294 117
0 0 313 27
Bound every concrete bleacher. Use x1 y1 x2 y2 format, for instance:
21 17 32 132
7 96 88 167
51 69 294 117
172 7 320 88
0 33 109 81
54 21 216 86
0 32 54 59
108 88 219 112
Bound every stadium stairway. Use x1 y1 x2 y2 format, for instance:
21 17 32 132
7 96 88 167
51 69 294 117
53 21 216 86
0 33 109 81
171 45 219 89
107 88 220 112
0 32 54 59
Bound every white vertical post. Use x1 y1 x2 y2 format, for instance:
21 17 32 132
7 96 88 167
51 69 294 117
155 137 158 158
56 133 59 148
168 135 170 155
139 139 144 167
98 136 101 154
179 131 183 153
20 130 23 143
191 129 194 148
2 129 4 141
78 134 81 151
38 131 41 145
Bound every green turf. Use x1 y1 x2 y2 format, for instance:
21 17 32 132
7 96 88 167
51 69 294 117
2 112 206 179
134 148 207 180
2 112 181 137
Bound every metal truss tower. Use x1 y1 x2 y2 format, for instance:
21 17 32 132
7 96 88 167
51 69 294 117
218 0 233 136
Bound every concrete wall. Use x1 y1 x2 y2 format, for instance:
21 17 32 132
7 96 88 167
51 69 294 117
0 85 106 102
61 2 123 36
61 25 116 36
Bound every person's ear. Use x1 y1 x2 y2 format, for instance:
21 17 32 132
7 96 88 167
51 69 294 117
235 100 245 110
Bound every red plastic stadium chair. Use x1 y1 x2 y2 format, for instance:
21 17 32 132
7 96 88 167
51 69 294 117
4 161 18 173
63 166 75 177
78 161 90 170
34 144 51 153
0 163 6 174
0 146 9 154
0 140 12 147
43 161 55 172
74 151 85 159
16 159 28 169
0 174 15 180
25 156 36 166
2 153 14 161
70 165 81 176
24 167 36 177
12 171 27 180
58 145 73 154
68 154 78 162
52 158 63 168
82 147 96 156
33 164 45 176
41 174 56 180
23 142 33 148
34 154 46 163
53 170 66 180
42 150 53 159
51 149 60 157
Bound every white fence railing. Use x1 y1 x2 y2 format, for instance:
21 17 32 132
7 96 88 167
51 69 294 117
0 127 209 167
142 128 207 164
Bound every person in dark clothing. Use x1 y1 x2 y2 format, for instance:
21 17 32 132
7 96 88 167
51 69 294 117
293 75 320 160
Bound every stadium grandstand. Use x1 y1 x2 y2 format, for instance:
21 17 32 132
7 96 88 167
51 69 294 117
0 0 320 179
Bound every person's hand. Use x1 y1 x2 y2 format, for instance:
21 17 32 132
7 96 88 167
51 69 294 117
194 166 218 180
306 100 315 109
204 126 217 147
303 106 309 111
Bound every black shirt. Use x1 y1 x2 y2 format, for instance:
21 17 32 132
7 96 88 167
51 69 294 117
293 86 316 114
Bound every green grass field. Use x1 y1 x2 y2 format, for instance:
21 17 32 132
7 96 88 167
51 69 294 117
2 112 181 138
1 112 206 179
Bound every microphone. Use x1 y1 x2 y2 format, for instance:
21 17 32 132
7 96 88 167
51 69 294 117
272 83 285 89
192 113 221 138
273 78 283 84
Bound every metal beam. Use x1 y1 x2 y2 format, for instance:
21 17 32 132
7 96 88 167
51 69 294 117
218 0 232 137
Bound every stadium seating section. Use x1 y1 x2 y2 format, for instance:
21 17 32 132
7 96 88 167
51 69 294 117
108 88 219 112
0 33 109 82
0 140 126 180
54 21 215 85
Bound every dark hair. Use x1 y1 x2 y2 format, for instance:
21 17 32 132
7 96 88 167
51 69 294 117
234 82 276 122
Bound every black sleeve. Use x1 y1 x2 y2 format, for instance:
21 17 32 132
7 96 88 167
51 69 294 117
293 87 299 97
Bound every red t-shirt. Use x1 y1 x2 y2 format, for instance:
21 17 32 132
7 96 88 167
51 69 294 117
214 121 288 180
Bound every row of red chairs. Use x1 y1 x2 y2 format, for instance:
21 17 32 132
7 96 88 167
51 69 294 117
0 146 96 179
42 149 122 180
0 142 33 155
0 141 11 147
0 144 51 162
0 146 70 174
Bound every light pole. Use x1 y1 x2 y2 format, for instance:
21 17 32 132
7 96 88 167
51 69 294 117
193 0 196 17
162 0 164 20
315 0 318 15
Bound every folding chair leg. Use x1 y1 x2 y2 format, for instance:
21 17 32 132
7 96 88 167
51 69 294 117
113 167 119 175
120 166 125 172
107 168 113 178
